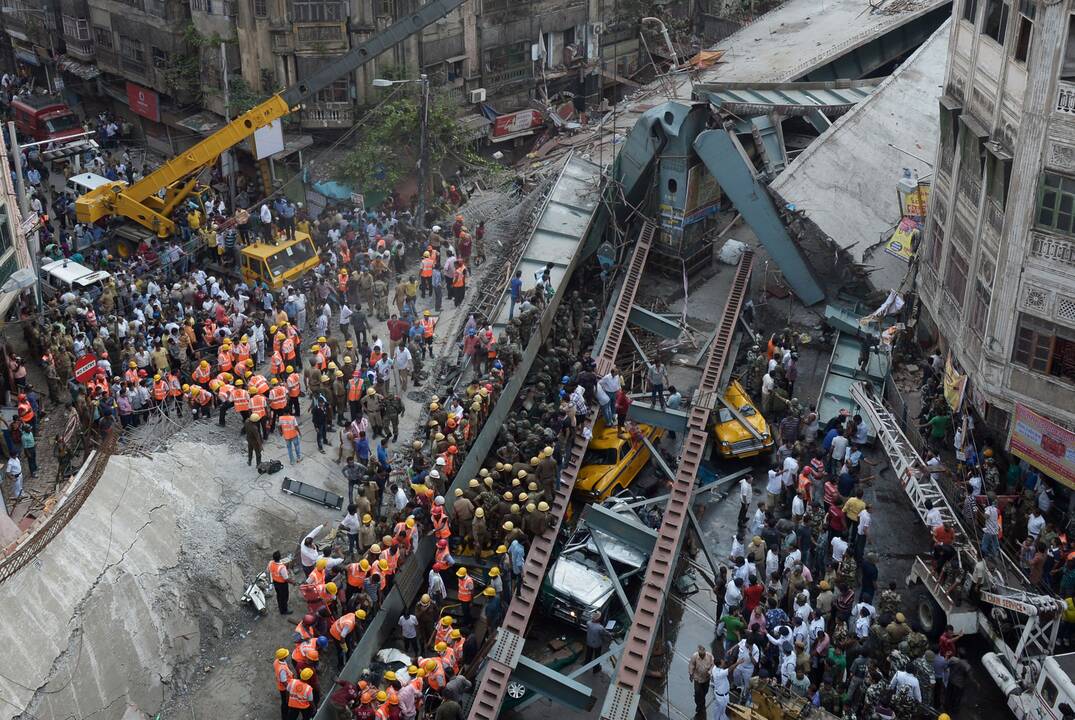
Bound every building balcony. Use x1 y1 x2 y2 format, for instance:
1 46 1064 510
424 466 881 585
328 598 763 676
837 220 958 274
270 31 293 54
986 200 1004 235
1057 81 1075 116
956 169 981 205
64 36 94 61
302 102 353 128
293 22 347 52
485 64 531 88
1030 231 1075 267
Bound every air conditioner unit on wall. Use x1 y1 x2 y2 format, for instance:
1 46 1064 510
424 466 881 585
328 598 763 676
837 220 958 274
469 88 486 103
592 22 605 35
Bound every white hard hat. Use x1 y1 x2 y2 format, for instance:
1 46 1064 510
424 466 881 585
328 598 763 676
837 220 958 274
432 225 441 232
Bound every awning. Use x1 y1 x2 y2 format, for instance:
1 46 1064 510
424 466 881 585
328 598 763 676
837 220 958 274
444 54 467 64
960 112 989 139
457 113 491 141
176 111 225 136
268 134 314 161
58 57 101 80
14 49 38 67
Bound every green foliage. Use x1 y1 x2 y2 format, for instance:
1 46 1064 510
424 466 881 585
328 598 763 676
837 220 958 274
226 77 270 116
335 89 486 198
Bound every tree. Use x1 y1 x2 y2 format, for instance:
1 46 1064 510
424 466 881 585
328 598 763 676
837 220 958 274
335 89 485 198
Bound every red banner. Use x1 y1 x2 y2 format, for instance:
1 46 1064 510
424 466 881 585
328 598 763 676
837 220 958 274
73 353 98 384
492 110 543 140
126 81 160 122
1008 403 1075 490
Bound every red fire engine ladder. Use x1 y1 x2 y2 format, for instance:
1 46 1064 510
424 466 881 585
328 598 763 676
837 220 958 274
466 221 656 720
599 250 754 720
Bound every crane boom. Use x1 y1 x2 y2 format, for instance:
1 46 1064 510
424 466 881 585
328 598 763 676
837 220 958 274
75 0 467 237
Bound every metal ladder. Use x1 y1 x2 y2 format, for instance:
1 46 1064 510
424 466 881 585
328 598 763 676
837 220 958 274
467 220 656 720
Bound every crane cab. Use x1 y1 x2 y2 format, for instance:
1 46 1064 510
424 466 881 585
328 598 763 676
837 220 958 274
239 231 320 290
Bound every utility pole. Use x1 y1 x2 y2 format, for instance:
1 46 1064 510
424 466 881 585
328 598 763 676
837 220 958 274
415 73 429 233
7 121 41 318
221 41 237 211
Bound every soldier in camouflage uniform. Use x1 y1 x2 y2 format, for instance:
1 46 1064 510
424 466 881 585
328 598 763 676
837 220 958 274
877 582 903 620
911 652 935 703
383 392 404 442
372 278 389 320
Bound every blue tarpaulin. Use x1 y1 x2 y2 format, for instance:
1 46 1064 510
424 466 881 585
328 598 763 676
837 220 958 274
312 180 353 200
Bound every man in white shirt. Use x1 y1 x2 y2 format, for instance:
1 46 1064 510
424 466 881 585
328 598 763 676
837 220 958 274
830 534 849 565
339 506 361 555
393 344 413 390
4 456 21 501
889 669 922 702
925 500 944 530
738 476 753 526
981 497 1000 558
1028 508 1046 540
711 655 745 719
723 577 743 616
766 465 782 510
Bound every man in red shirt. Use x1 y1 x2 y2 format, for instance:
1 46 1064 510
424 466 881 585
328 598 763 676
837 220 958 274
743 576 764 612
386 314 411 355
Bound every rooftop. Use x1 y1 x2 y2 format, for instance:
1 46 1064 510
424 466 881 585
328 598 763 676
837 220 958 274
769 20 950 291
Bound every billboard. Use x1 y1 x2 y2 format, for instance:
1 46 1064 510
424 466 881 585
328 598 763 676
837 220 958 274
126 82 160 122
1009 403 1075 490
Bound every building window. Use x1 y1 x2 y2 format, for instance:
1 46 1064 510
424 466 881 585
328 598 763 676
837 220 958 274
1013 313 1075 383
484 42 530 71
981 0 1009 44
291 0 345 21
482 0 511 13
315 78 349 103
120 35 145 63
939 104 961 175
378 0 393 15
944 245 969 307
1063 15 1075 81
251 0 267 16
152 46 169 69
962 0 978 23
94 26 113 49
191 0 213 10
1037 172 1075 236
970 279 991 336
62 15 91 40
1013 12 1033 62
928 221 945 268
987 151 1012 210
260 68 275 91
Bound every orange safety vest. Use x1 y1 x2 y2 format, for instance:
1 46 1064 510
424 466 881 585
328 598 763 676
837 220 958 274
346 562 368 588
292 638 319 664
420 257 435 277
232 389 251 412
168 375 182 397
251 394 268 416
152 380 168 401
287 679 314 709
329 613 356 641
17 401 33 423
308 567 326 587
441 645 457 672
286 373 302 398
217 384 234 403
270 351 285 376
268 560 289 583
452 266 466 288
204 320 218 344
194 387 212 406
347 378 363 402
274 658 294 692
249 375 270 395
192 365 211 384
269 385 288 410
217 347 233 372
457 575 474 602
338 272 349 294
282 338 296 360
279 415 299 440
380 548 398 575
235 342 251 364
374 704 390 720
294 620 315 641
124 368 140 385
369 349 381 367
433 545 452 571
425 658 447 690
433 513 451 540
316 351 327 371
434 625 451 648
421 318 436 338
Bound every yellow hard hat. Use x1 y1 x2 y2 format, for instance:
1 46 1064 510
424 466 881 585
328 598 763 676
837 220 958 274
408 665 419 675
423 250 430 258
129 360 137 368
286 365 294 373
311 344 320 352
249 413 261 422
182 384 190 392
421 594 431 604
456 567 468 577
502 521 514 532
320 374 329 382
384 670 397 681
538 501 550 512
362 514 372 523
367 387 376 396
325 581 337 595
270 325 278 333
234 378 243 386
378 559 389 570
344 356 352 364
199 360 209 368
475 507 485 518
276 648 289 660
300 668 314 681
483 586 496 597
376 691 388 702
489 567 500 577
496 545 508 554
153 374 161 381
469 479 480 488
271 378 279 385
440 616 453 626
430 402 440 411
357 609 367 619
318 336 327 344
435 641 447 652
406 517 416 528
315 558 328 570
424 660 437 672
424 310 431 317
346 340 354 348
359 559 370 571
370 544 381 555
240 334 248 342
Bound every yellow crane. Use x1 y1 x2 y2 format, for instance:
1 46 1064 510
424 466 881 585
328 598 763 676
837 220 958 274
75 0 466 239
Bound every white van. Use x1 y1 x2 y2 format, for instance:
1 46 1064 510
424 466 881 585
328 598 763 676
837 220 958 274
66 172 118 197
39 258 111 299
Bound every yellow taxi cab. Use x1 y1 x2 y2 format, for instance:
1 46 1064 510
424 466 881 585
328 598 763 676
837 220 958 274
239 231 321 289
575 418 663 502
711 380 774 460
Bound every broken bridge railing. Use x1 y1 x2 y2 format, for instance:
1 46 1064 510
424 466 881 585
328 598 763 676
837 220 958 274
0 430 116 585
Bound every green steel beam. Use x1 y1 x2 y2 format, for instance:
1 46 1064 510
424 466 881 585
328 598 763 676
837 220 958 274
513 655 596 711
629 304 683 338
582 502 658 554
626 400 690 433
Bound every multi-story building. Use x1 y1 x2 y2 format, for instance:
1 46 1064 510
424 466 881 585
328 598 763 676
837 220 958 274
2 0 63 93
920 0 1075 438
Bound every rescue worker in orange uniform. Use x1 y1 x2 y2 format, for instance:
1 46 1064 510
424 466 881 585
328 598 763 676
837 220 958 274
267 550 293 615
270 347 285 378
231 378 251 426
285 365 303 415
422 657 447 693
419 251 435 297
329 611 358 666
250 386 270 440
456 567 474 624
432 538 453 572
234 334 252 365
347 371 364 423
217 342 234 373
287 667 316 719
273 648 295 720
151 374 169 417
420 310 437 359
268 378 288 431
167 371 183 417
124 360 140 386
216 378 234 427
